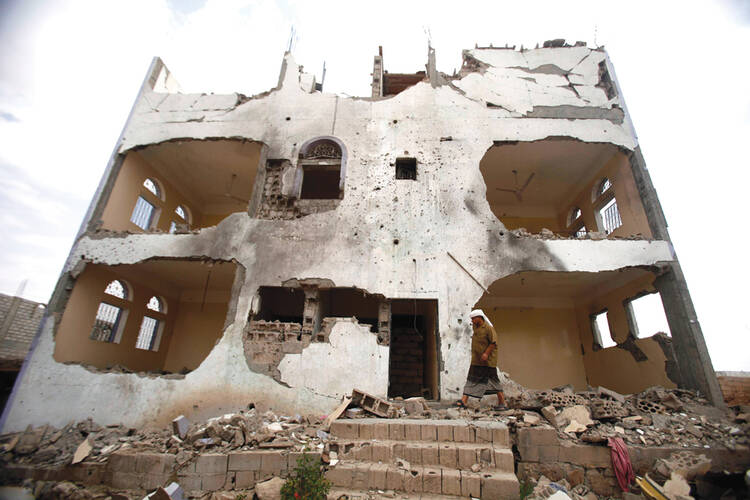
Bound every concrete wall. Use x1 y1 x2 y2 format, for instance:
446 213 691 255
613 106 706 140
1 45 716 432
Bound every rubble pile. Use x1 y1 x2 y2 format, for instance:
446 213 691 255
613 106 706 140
0 408 329 469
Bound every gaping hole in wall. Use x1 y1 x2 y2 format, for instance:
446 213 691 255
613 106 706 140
480 139 652 238
382 72 426 96
244 284 392 383
99 139 263 232
627 292 671 338
474 268 678 395
388 299 439 400
53 259 239 374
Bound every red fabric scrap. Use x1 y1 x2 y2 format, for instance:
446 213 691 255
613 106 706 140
607 437 635 492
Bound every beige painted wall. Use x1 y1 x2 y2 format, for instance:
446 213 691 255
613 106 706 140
498 216 561 233
577 273 676 393
53 264 178 372
100 152 209 231
560 151 652 238
162 300 229 373
482 306 588 390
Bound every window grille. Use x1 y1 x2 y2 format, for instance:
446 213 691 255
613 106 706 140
104 280 127 299
135 316 159 351
575 225 587 238
90 303 122 343
147 296 162 312
130 196 155 230
143 178 160 198
600 198 622 234
395 158 417 180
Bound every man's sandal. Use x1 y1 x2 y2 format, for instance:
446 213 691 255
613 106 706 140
455 400 467 408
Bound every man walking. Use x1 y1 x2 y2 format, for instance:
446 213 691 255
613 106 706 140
457 309 507 409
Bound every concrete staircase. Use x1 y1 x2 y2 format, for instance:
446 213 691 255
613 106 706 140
327 418 519 499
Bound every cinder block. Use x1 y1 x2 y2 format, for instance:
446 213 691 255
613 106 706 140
330 420 359 439
228 451 262 471
110 471 142 490
353 443 373 461
480 447 493 465
176 473 202 491
461 470 481 498
454 424 475 443
388 422 405 440
368 463 388 490
435 423 454 442
439 444 457 468
421 443 439 465
481 471 520 499
326 463 355 488
404 466 424 493
373 421 389 440
494 448 515 472
403 444 421 464
490 423 510 446
142 472 171 490
108 452 137 473
372 441 391 463
195 453 228 474
420 423 437 441
358 421 375 440
558 442 611 467
422 467 442 494
351 463 371 490
403 422 421 441
517 426 558 447
386 465 405 491
458 447 478 469
475 425 493 443
69 462 106 484
234 470 257 489
518 444 560 463
202 473 227 491
442 468 462 495
172 415 190 439
259 451 286 473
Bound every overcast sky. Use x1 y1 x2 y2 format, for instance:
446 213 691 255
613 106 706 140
0 0 748 372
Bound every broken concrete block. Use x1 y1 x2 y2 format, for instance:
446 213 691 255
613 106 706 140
351 389 395 418
663 472 692 499
523 413 541 425
254 476 285 500
542 405 566 428
172 415 190 439
71 438 92 465
597 386 625 403
559 405 594 431
654 451 712 480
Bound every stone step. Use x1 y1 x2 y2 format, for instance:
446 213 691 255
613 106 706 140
328 487 466 499
325 462 519 499
336 439 514 472
330 419 509 446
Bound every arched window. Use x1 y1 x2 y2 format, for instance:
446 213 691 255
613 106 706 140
170 205 191 233
91 280 130 344
592 177 612 201
298 138 345 200
143 178 162 199
136 296 166 351
568 207 582 226
175 205 187 221
592 177 622 234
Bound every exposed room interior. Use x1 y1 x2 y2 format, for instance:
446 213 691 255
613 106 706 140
388 299 439 400
99 139 264 232
53 259 239 374
479 139 652 238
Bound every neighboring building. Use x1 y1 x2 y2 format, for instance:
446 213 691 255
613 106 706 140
0 41 723 432
0 293 45 412
716 371 750 406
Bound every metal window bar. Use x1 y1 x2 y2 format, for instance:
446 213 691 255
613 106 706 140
600 199 622 234
143 178 160 197
575 225 587 238
90 303 122 343
104 280 126 299
130 196 155 230
135 316 159 350
147 296 161 312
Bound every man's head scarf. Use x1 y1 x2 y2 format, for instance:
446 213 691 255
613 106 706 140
469 309 493 328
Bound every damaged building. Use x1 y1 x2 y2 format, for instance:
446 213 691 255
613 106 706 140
0 41 724 436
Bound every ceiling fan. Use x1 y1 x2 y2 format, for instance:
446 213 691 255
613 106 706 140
224 173 250 203
496 169 535 202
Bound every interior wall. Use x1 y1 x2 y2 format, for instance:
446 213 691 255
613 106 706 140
559 151 652 238
256 287 305 322
497 216 561 233
53 264 179 372
162 299 229 373
319 289 380 331
482 306 588 390
100 152 206 232
577 273 676 393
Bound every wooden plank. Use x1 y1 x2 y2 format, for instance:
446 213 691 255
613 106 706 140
321 396 352 431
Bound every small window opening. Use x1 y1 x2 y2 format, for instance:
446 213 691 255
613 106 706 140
598 178 611 196
300 168 341 199
568 207 582 225
628 293 671 338
255 287 305 324
143 178 161 198
135 316 161 351
395 158 417 180
175 205 187 220
591 310 616 348
130 196 156 230
90 302 124 343
104 280 128 300
599 198 622 234
146 295 163 313
574 225 587 238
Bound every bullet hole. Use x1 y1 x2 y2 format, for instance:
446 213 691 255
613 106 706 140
457 318 462 324
393 119 398 124
379 225 384 229
393 239 399 245
499 231 505 236
285 117 291 121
